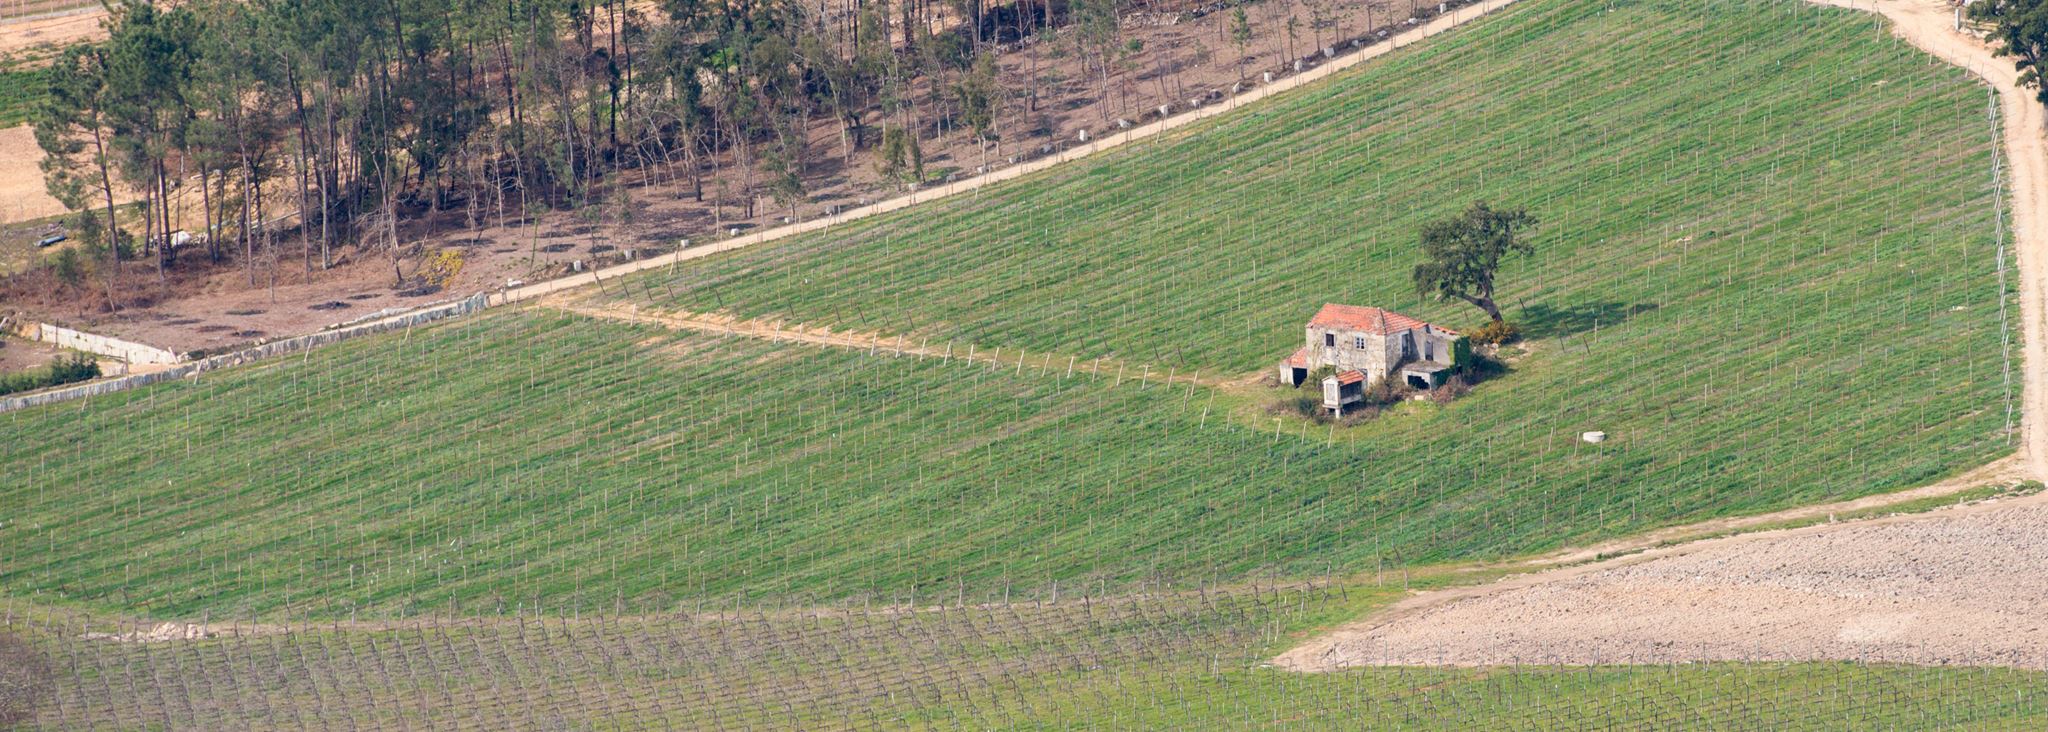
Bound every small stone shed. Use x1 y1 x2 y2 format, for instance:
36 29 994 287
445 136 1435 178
1278 304 1464 413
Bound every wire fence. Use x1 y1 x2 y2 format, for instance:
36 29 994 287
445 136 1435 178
0 0 2034 727
0 0 97 23
2 586 2042 730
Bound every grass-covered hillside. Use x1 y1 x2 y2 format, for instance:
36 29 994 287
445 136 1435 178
0 0 2014 620
630 0 2004 372
611 0 2017 526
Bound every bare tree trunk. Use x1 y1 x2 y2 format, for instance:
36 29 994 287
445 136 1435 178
152 165 168 282
87 119 120 313
199 168 218 264
242 166 256 286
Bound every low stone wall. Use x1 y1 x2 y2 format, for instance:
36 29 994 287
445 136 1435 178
0 294 489 414
2 314 185 364
29 322 186 365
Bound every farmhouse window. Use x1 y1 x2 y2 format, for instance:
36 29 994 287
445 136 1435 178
1353 336 1368 349
1325 333 1335 347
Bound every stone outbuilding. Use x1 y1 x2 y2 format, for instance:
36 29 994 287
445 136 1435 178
1278 304 1465 413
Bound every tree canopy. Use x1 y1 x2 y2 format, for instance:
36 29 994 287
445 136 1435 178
1971 0 2048 104
29 0 1109 296
1411 201 1537 325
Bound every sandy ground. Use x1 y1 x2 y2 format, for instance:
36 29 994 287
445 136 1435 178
0 126 68 225
63 235 631 354
0 3 100 56
1279 489 2048 670
1277 0 2048 673
0 332 62 373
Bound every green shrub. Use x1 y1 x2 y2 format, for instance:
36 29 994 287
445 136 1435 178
1467 321 1521 345
0 354 101 397
47 247 86 288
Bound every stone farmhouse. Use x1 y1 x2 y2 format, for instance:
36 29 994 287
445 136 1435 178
1278 304 1464 414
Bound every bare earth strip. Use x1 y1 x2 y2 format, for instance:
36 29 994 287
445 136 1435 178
1279 490 2048 670
1277 0 2048 672
548 299 1226 386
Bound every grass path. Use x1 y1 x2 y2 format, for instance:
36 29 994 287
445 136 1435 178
546 297 1230 387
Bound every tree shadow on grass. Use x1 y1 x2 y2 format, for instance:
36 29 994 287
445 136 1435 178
1518 302 1659 340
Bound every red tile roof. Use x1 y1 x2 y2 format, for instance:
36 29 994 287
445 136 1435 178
1335 370 1367 385
1308 304 1455 335
1283 347 1311 368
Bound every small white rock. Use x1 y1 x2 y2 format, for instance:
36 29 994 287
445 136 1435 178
1581 431 1608 444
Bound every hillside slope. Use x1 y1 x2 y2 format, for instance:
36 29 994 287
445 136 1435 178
0 0 2013 618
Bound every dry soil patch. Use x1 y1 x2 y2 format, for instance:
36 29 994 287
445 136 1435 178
1279 491 2048 671
0 126 66 225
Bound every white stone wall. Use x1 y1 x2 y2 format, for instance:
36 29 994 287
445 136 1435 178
1 294 489 414
32 323 185 365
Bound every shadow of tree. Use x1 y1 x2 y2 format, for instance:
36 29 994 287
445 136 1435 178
1518 302 1659 340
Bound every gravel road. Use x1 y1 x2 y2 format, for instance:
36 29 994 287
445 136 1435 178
1280 494 2048 670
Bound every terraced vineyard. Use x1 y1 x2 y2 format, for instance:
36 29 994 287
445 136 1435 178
613 0 2008 580
5 583 2045 729
1 0 2013 617
0 0 2037 725
3 309 1553 615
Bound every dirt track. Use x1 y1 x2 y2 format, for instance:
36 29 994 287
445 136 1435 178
1279 0 2048 672
549 299 1225 386
1279 489 2048 670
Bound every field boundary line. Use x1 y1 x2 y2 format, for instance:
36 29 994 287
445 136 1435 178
0 3 100 26
486 0 1526 307
0 294 487 414
1 0 1517 413
547 299 1225 386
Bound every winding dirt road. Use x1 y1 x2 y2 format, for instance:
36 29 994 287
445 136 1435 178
1278 0 2048 672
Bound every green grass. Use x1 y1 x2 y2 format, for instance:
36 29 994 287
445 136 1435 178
6 584 2045 729
615 0 2016 525
0 0 2035 722
629 0 2006 371
0 311 1540 615
0 66 45 127
0 0 2017 620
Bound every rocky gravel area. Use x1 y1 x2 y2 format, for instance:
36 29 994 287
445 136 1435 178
1282 496 2048 671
